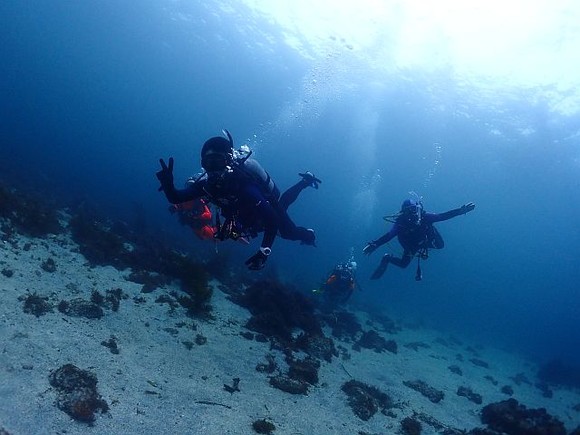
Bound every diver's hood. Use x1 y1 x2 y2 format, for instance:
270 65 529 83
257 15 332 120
201 130 235 171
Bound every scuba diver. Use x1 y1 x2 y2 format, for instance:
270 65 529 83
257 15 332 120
363 197 475 281
314 255 360 307
156 129 321 270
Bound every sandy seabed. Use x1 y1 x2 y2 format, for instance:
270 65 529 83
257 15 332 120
1 229 579 435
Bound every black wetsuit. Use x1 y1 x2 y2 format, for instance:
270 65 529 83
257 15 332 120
370 208 465 278
160 159 313 251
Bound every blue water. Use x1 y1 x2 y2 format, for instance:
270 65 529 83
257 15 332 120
1 1 579 368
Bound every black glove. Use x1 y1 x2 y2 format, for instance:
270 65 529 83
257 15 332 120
245 250 269 270
156 157 174 192
362 242 378 256
460 202 475 214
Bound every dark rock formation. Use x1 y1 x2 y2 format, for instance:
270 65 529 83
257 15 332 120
21 293 53 317
470 358 489 369
480 398 566 435
294 332 337 363
233 280 322 345
341 380 393 421
457 386 483 405
510 372 531 386
353 330 397 354
58 299 104 319
448 365 463 376
403 380 444 403
287 355 320 386
501 385 514 396
269 375 309 395
252 418 275 434
320 311 362 342
401 416 422 435
49 364 108 423
40 257 57 273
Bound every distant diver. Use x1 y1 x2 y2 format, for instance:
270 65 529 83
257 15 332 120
313 252 360 307
363 197 475 281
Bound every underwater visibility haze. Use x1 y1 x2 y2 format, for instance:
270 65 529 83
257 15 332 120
1 0 580 368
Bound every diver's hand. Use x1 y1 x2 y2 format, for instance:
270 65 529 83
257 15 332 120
156 157 174 192
245 249 269 270
460 202 475 214
363 242 378 256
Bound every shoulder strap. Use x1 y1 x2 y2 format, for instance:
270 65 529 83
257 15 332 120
233 158 279 201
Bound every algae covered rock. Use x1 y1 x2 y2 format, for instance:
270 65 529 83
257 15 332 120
49 364 109 423
341 379 394 421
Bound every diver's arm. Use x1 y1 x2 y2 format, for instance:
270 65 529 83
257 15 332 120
156 158 204 204
363 225 397 255
243 184 279 270
426 202 475 223
242 184 279 250
255 200 279 250
373 225 398 246
163 182 204 204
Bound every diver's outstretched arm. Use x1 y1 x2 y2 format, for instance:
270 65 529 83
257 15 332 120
428 202 475 223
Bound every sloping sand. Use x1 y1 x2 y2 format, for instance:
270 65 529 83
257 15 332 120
1 229 579 434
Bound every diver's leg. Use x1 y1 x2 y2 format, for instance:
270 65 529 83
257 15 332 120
371 251 413 280
280 223 315 245
278 172 320 211
388 252 413 268
278 180 309 211
371 254 391 280
277 210 315 245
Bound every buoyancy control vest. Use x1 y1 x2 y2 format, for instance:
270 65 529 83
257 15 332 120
236 158 280 202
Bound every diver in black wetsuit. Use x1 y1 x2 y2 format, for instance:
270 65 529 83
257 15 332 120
363 198 475 280
156 130 321 270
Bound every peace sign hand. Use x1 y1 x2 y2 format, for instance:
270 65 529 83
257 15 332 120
156 157 174 192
